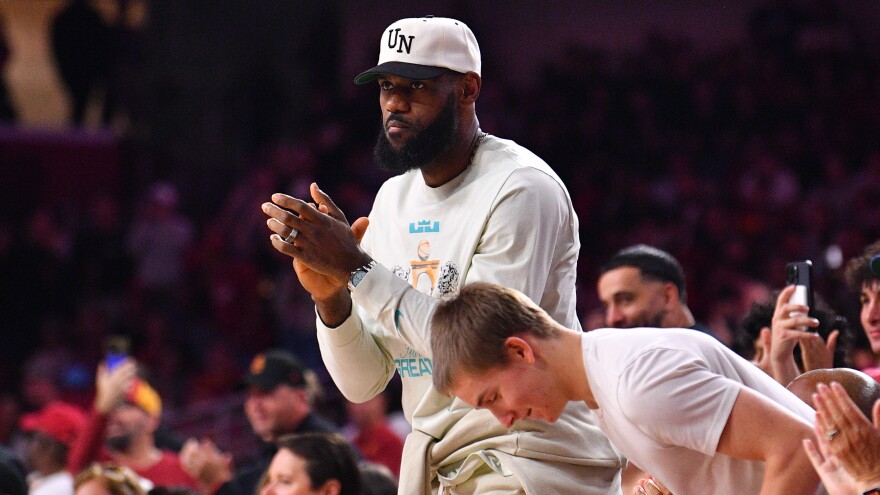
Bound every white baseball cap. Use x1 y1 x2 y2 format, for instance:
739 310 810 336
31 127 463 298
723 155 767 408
354 16 481 84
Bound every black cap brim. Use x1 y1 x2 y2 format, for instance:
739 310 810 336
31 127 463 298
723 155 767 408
354 62 448 85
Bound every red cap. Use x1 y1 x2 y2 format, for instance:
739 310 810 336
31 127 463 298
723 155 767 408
20 401 86 448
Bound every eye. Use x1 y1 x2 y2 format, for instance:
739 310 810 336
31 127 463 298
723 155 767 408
379 80 392 90
411 80 425 90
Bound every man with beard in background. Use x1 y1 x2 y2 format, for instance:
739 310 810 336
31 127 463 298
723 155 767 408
597 244 708 331
262 16 622 494
67 359 199 490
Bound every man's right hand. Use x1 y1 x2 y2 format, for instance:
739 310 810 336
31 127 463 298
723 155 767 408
180 438 233 494
263 182 370 326
94 359 137 414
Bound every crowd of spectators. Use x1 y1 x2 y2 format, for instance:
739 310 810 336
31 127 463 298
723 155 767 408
1 2 880 490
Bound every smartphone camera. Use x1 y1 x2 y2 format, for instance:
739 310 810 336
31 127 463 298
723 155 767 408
105 335 130 371
785 260 815 331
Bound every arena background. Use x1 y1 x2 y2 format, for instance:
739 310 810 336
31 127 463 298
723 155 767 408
1 0 880 463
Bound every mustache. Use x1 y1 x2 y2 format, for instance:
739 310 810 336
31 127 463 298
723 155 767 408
385 114 411 127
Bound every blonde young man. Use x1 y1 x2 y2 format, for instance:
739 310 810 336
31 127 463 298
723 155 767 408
262 16 622 495
431 282 821 495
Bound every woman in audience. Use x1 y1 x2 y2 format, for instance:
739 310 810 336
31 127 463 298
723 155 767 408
257 432 360 495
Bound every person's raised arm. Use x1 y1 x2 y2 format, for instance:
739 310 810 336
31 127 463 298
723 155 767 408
716 387 820 495
68 360 137 473
769 285 821 386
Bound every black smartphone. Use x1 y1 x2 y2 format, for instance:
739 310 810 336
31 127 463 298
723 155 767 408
104 335 131 370
785 260 815 331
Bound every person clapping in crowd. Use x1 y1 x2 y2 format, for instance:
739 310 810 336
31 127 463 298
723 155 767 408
803 381 880 495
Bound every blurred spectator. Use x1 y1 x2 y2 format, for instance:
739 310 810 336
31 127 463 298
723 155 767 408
0 445 28 495
734 287 850 385
0 13 16 123
68 360 199 490
257 432 360 495
50 0 113 125
74 463 147 495
0 393 26 457
20 401 86 495
343 392 402 478
844 239 880 380
20 354 64 412
181 349 339 495
126 182 194 298
596 244 707 332
72 194 133 308
358 462 397 495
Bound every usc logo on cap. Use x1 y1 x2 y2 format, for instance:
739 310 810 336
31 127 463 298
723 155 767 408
250 354 266 374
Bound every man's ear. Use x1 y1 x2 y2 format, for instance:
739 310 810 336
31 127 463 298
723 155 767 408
662 282 679 307
504 336 536 364
319 479 341 495
460 72 481 103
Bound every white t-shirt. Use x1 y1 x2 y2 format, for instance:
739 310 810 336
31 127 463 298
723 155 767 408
29 470 74 495
582 327 816 495
317 135 623 493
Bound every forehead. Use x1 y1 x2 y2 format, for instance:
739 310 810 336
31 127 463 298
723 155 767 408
269 448 308 475
598 266 652 293
862 280 880 296
377 72 458 87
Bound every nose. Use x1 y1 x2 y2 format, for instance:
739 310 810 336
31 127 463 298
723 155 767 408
866 298 880 323
383 91 411 114
491 409 517 428
606 306 624 328
261 482 275 495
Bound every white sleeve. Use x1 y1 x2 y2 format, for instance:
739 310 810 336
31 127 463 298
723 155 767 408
616 348 741 455
317 167 577 399
314 302 398 403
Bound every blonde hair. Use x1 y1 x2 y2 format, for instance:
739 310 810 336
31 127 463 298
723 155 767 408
431 282 558 395
74 463 145 495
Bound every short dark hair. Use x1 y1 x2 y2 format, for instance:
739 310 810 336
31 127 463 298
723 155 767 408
845 239 880 292
431 282 559 395
599 244 688 303
265 433 361 495
734 290 851 368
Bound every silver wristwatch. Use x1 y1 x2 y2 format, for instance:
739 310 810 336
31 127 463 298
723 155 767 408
348 260 377 292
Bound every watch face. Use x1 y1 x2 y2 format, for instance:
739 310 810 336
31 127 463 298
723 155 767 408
351 270 367 288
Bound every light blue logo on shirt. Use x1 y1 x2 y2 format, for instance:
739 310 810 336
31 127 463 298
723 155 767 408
409 220 439 234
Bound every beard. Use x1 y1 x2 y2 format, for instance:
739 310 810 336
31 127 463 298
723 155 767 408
373 92 459 175
619 310 666 329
